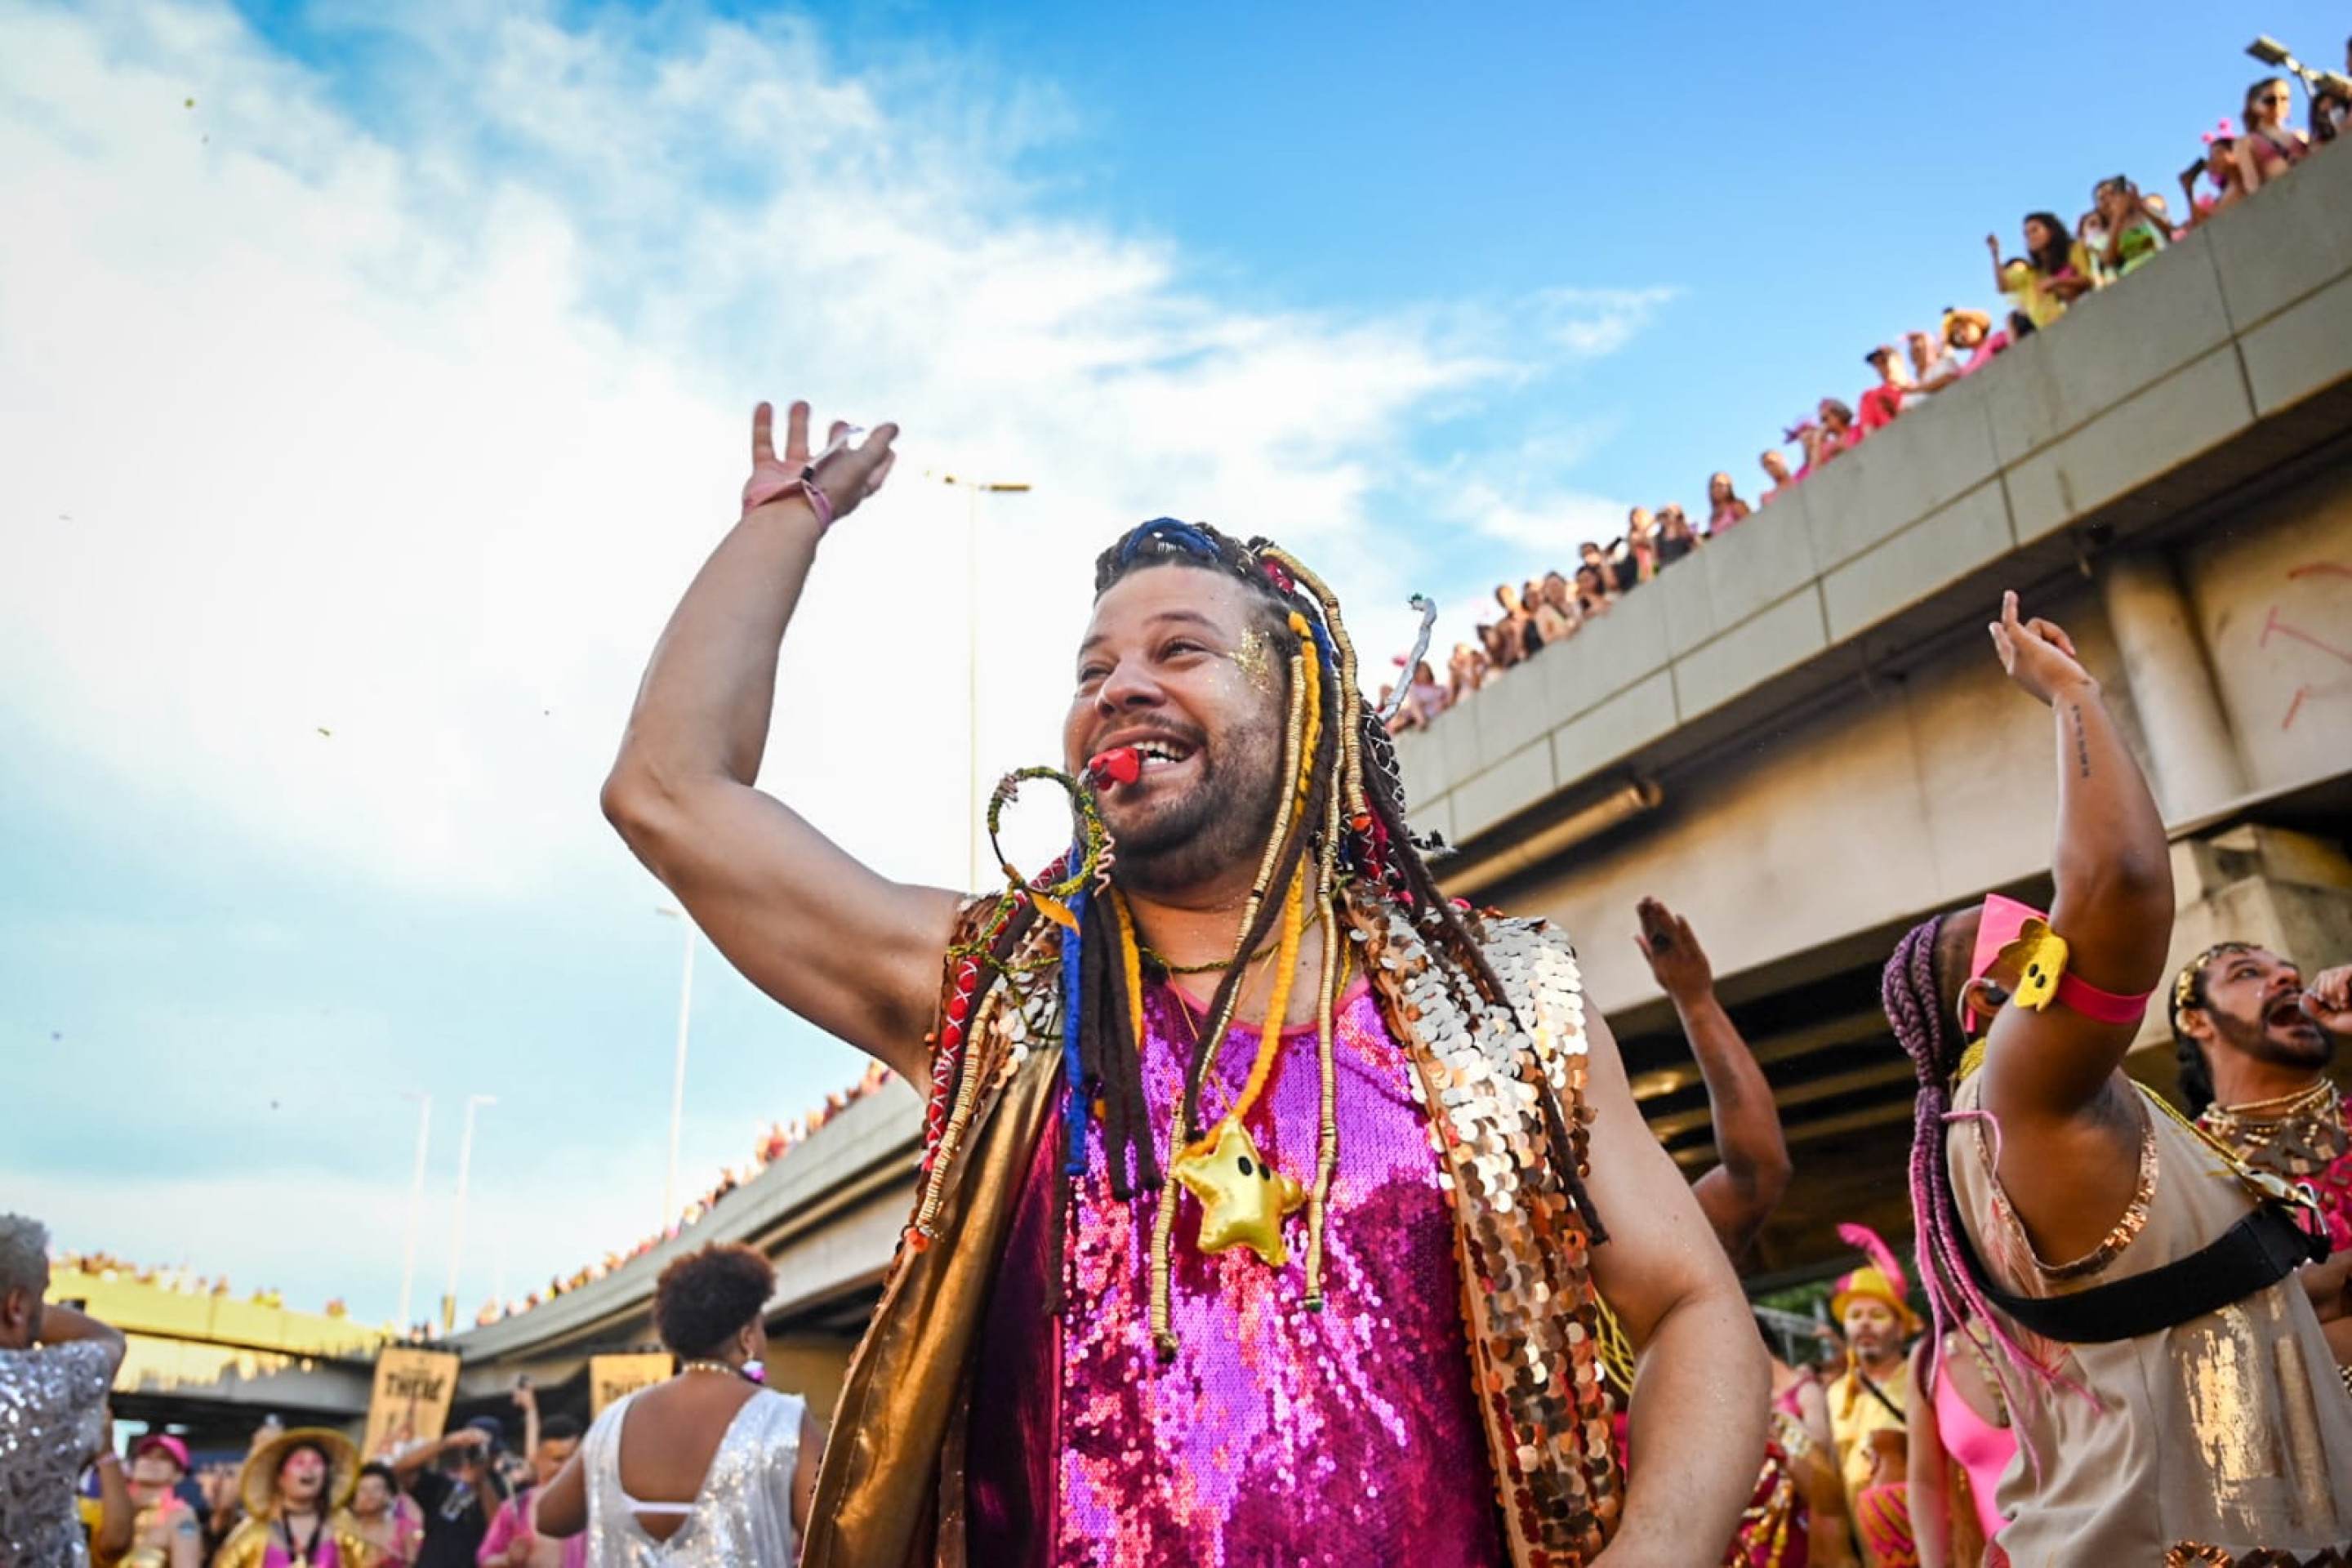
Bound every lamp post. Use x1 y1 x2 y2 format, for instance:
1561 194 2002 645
397 1092 431 1332
939 474 1033 889
440 1094 495 1334
655 906 697 1234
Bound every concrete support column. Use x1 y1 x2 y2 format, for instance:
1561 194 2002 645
2098 550 2246 823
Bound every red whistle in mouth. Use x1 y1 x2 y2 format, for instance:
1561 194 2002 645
1087 746 1143 788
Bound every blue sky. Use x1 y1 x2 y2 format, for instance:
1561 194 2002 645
3 0 2341 1326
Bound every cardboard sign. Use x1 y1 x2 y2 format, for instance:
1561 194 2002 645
590 1352 675 1415
362 1347 460 1460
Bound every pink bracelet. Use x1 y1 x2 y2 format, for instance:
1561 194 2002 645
740 472 835 531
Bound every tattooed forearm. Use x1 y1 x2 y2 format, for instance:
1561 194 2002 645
2069 702 2092 778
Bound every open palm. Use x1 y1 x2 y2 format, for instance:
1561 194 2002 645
743 399 899 523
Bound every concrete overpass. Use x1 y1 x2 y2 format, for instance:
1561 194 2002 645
47 1266 385 1447
423 145 2351 1397
444 1078 924 1419
1395 144 2352 1276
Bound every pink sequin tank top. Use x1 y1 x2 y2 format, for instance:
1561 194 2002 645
966 977 1505 1567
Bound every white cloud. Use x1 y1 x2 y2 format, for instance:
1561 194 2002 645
1530 287 1683 360
0 0 1671 906
0 0 1677 1312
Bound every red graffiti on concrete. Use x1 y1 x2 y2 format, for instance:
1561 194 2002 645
2258 564 2352 731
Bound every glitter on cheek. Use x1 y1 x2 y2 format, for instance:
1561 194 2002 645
1229 630 1277 697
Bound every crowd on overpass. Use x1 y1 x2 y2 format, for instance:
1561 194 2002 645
439 1061 898 1338
1384 42 2352 735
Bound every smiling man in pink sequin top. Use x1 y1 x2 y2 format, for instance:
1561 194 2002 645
602 401 1767 1566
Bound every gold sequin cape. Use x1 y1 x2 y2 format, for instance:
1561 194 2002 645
801 886 1623 1567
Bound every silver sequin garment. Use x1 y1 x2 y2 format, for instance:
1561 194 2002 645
578 1388 804 1566
0 1340 112 1568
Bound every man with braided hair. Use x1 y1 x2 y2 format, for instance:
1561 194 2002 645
1876 593 2352 1565
602 400 1765 1566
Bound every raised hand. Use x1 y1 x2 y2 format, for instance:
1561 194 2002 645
2305 964 2352 1036
743 400 899 526
1988 590 2091 705
1634 897 1714 1005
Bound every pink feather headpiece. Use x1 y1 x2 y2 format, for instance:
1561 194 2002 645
1830 1222 1921 1330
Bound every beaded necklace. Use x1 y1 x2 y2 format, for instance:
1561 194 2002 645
2199 1076 2347 1179
677 1359 751 1381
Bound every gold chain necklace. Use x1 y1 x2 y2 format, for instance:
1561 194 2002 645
2207 1074 2336 1119
1139 935 1281 975
1163 943 1350 1093
2200 1078 2347 1178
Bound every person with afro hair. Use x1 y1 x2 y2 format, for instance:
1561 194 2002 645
534 1245 822 1564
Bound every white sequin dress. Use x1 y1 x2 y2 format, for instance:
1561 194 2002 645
579 1388 804 1566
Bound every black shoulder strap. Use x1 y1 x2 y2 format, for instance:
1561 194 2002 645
1852 1368 1907 1423
1949 1194 2328 1345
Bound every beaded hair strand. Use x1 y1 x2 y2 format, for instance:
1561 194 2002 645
1093 520 1611 1256
1882 916 2082 1454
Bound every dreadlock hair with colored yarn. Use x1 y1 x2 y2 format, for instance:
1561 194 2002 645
1075 519 1606 1350
1087 519 1523 1022
2167 942 2256 1118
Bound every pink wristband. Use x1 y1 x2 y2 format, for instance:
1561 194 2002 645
740 473 835 530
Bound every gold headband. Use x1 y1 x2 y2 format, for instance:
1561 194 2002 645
2172 942 2256 1020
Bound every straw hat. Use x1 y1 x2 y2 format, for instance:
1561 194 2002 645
1829 1223 1922 1334
1940 307 1993 345
238 1426 362 1519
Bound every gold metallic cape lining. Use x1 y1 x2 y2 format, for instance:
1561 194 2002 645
799 985 1059 1568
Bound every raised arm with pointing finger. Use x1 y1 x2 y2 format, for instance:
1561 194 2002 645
1971 590 2174 1263
1880 590 2352 1561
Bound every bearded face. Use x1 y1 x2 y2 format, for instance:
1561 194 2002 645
1842 1296 1903 1365
2190 947 2330 1073
1065 567 1289 900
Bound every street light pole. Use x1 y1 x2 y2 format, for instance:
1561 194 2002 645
940 474 1033 889
439 1094 495 1334
655 906 696 1234
397 1092 432 1332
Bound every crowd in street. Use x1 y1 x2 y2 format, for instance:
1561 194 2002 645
7 1225 820 1567
1388 53 2351 734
